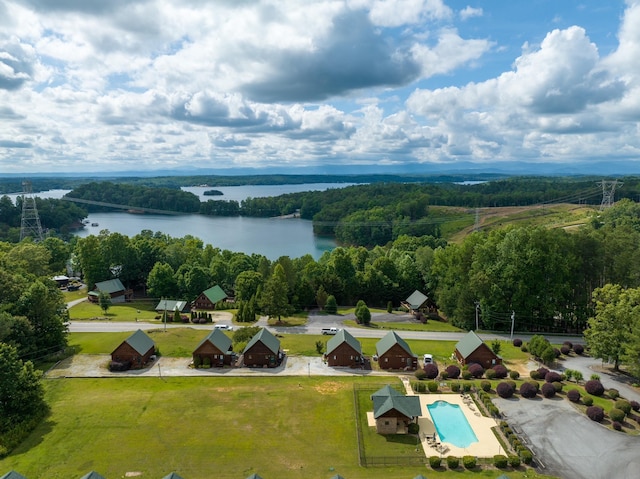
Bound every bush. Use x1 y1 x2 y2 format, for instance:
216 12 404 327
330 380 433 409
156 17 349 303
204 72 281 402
567 389 581 402
553 348 561 358
573 344 584 355
586 406 605 422
541 382 556 398
446 456 459 469
520 344 528 352
582 396 593 406
609 408 626 422
429 456 442 468
414 369 427 380
445 364 460 379
560 345 571 355
485 368 497 380
526 380 540 392
451 382 460 392
439 371 449 380
492 364 509 379
519 382 538 398
493 454 508 468
519 449 533 464
607 388 620 399
512 338 523 347
462 370 473 380
412 381 426 393
613 421 623 431
552 381 563 393
537 367 549 378
545 371 563 383
585 380 605 396
424 363 439 379
563 340 573 349
468 363 484 378
508 455 521 467
496 381 515 398
428 381 439 392
529 370 541 380
480 380 491 392
462 455 477 469
630 400 640 412
509 370 520 380
407 422 420 434
615 400 632 414
462 382 472 392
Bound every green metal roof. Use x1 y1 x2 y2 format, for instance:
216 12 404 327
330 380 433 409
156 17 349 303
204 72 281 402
93 279 126 294
123 329 155 355
371 385 421 419
326 329 361 355
405 290 428 309
79 472 106 479
245 474 264 479
202 285 227 304
195 328 232 353
455 330 484 359
155 300 188 312
162 473 186 479
375 331 416 357
0 471 28 479
243 328 280 355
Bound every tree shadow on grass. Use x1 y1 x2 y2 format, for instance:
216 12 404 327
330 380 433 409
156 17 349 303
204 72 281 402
8 418 55 456
384 434 420 446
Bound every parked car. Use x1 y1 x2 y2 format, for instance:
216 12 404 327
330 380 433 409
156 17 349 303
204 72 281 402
321 327 339 335
214 324 233 331
423 353 433 364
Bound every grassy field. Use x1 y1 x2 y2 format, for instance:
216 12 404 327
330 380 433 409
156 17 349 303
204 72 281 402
0 376 556 479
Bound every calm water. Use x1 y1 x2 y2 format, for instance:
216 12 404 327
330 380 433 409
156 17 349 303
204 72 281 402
8 183 352 259
427 400 478 448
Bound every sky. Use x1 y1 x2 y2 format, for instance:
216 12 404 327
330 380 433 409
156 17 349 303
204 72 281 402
1 0 639 174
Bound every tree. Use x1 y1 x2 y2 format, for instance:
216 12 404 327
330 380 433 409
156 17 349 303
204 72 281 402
491 339 502 356
259 264 291 322
355 300 371 326
98 291 112 315
234 271 264 303
0 343 47 433
325 295 337 314
316 285 328 310
146 262 177 299
585 284 640 370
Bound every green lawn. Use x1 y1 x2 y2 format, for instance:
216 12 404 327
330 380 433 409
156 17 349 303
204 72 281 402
343 319 462 333
0 377 556 479
67 299 159 321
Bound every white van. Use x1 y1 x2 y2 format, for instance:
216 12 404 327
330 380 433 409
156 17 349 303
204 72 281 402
214 324 233 331
423 354 433 364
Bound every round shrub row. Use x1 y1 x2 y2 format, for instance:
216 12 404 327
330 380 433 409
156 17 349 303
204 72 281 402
567 389 581 402
509 370 520 380
414 369 427 380
480 380 491 392
512 338 523 347
508 455 521 467
429 456 441 468
613 421 623 431
519 449 533 464
615 400 632 414
424 363 439 379
519 382 538 398
496 381 515 399
493 455 508 468
586 406 605 422
585 379 605 396
545 371 563 383
468 363 485 378
537 367 549 378
485 368 497 380
573 344 584 355
583 396 594 406
541 382 556 398
609 408 626 423
463 455 477 469
446 364 461 379
630 400 640 412
607 388 620 399
492 364 509 379
446 456 459 469
560 345 571 355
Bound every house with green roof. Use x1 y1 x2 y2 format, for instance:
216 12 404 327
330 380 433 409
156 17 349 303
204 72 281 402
0 471 28 479
110 329 156 370
326 329 363 368
242 328 283 368
371 385 421 434
375 331 417 370
454 330 502 369
192 328 234 367
192 285 228 310
155 299 190 314
79 472 106 479
88 278 132 303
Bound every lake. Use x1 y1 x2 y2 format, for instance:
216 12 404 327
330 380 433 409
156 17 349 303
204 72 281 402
12 184 348 260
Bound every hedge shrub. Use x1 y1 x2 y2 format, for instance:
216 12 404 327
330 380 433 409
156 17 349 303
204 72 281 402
485 368 497 380
480 380 491 392
585 380 605 396
586 406 605 422
529 370 541 380
468 363 485 378
492 364 509 379
526 380 540 392
414 369 427 380
519 382 538 398
446 364 461 379
428 381 439 392
496 382 515 398
493 455 508 468
607 388 620 400
560 345 571 355
537 367 549 378
512 338 523 347
583 396 594 406
429 456 442 468
462 370 473 380
519 449 533 464
552 381 563 393
446 456 459 469
630 400 640 412
609 408 626 423
573 344 584 355
509 370 520 380
615 400 632 414
563 340 573 349
541 382 556 398
451 382 460 392
613 421 623 431
508 455 521 467
463 455 477 469
424 363 439 379
545 371 563 383
567 389 581 402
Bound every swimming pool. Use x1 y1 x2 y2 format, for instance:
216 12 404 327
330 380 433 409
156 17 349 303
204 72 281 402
427 400 478 448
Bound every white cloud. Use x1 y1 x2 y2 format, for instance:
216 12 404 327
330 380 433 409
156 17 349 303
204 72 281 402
459 6 482 21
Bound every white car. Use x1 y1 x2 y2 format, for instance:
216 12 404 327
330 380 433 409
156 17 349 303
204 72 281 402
214 324 233 331
423 353 433 364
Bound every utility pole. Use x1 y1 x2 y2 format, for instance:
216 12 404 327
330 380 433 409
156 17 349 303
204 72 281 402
162 297 167 332
510 310 515 340
474 301 480 330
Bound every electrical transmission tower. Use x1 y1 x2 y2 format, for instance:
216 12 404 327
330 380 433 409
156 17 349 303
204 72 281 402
597 179 622 211
20 180 44 242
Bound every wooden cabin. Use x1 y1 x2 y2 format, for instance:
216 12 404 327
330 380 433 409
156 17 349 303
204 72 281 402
110 329 155 370
242 328 283 368
375 331 418 370
192 328 234 367
326 329 363 367
454 330 502 369
371 385 421 434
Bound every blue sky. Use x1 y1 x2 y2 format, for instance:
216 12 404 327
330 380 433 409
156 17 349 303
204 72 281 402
0 0 638 174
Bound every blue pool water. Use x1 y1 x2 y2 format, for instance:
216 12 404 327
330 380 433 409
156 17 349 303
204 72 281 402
427 400 478 448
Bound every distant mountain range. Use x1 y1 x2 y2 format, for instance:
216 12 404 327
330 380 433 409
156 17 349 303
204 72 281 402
1 160 637 178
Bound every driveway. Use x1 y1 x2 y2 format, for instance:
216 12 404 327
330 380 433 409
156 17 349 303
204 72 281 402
495 397 640 479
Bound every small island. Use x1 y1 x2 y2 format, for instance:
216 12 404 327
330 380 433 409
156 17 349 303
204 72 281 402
203 189 224 196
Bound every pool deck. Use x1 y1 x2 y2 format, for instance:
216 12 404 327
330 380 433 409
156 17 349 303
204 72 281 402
399 377 503 458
